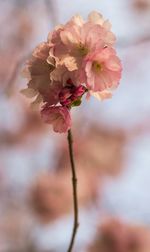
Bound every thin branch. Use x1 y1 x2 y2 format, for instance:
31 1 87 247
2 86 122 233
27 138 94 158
67 129 79 252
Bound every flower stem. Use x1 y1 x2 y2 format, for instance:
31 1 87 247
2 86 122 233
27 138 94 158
67 129 79 252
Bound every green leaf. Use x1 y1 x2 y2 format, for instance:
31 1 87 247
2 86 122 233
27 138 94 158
71 99 82 107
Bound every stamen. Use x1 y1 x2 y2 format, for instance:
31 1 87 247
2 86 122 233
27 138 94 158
78 43 88 56
92 61 103 72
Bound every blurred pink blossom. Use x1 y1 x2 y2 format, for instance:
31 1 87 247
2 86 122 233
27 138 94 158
41 105 71 133
88 217 150 252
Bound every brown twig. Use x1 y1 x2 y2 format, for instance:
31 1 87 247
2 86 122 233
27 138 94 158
67 129 79 252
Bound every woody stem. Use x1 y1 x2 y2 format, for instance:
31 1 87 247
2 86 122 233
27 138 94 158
67 129 79 252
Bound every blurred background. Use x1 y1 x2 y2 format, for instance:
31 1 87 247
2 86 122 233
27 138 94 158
0 0 150 251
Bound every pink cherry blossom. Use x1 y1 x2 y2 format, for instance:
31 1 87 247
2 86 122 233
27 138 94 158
21 42 55 107
41 105 71 133
50 12 116 72
21 11 122 133
80 47 122 92
87 10 116 45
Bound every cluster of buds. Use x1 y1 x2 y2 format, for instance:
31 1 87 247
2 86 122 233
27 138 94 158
59 79 86 107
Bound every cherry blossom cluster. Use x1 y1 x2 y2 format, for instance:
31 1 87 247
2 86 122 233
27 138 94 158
22 11 122 133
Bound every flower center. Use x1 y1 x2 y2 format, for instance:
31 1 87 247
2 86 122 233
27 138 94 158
92 61 103 72
77 43 89 56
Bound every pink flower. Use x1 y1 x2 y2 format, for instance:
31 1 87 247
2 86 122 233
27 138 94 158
50 12 116 72
21 11 122 133
41 106 71 133
87 11 116 47
80 47 122 92
21 42 55 107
